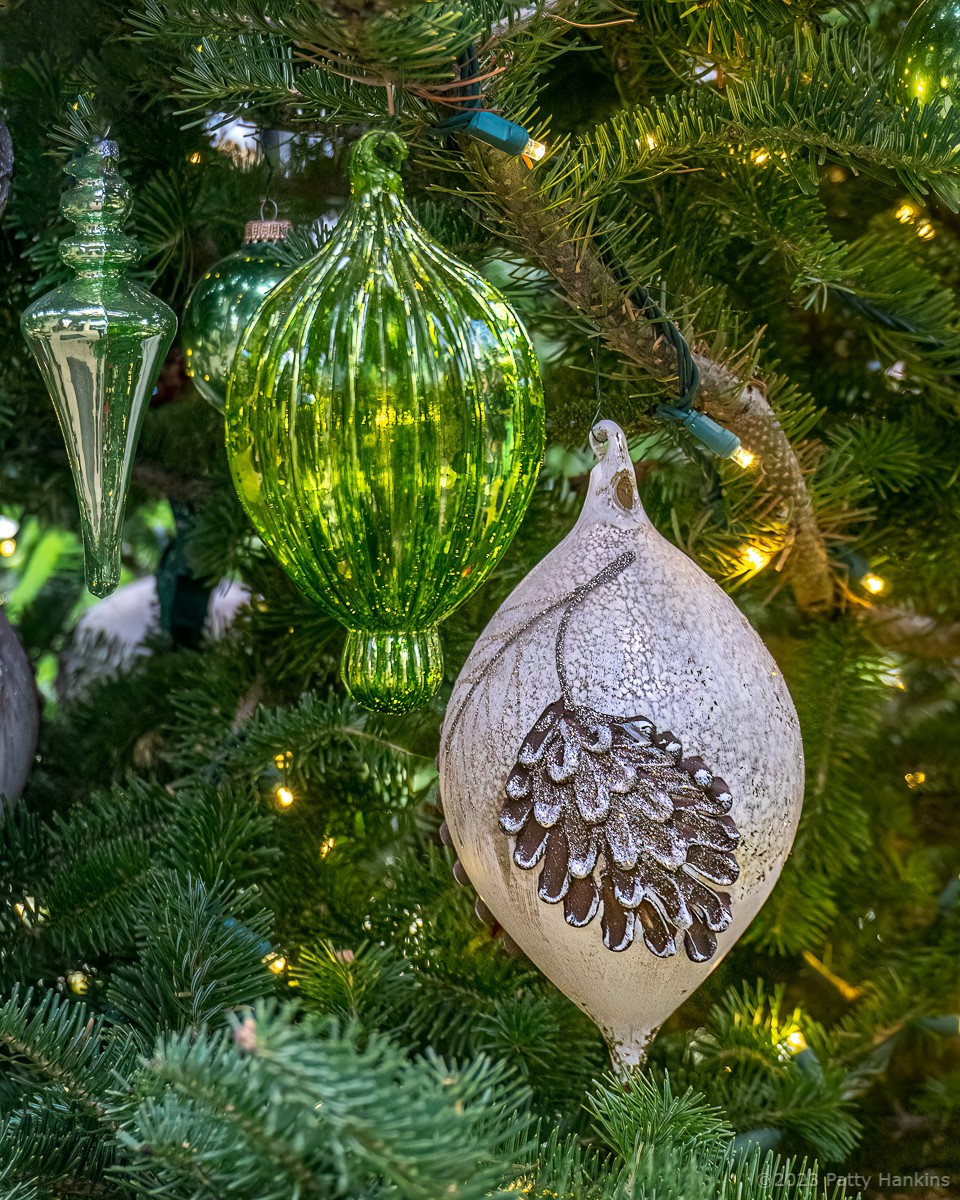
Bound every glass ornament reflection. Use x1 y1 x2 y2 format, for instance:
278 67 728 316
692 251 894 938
896 0 960 110
225 131 545 713
21 140 177 597
181 205 292 412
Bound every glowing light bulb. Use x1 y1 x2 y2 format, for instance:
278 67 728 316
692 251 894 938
895 203 917 223
268 955 287 974
916 220 936 240
523 137 547 162
784 1029 808 1053
751 148 770 165
274 750 293 770
66 969 91 995
188 151 201 165
645 133 657 150
276 785 295 807
320 836 336 859
743 546 770 571
731 445 756 470
862 573 886 595
0 538 16 558
905 771 927 789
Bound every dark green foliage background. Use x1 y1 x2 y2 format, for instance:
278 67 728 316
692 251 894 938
1 2 959 1197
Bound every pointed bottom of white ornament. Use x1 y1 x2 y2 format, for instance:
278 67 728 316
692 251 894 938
609 1026 659 1071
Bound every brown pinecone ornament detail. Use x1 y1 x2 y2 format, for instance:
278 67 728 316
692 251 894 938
501 702 738 961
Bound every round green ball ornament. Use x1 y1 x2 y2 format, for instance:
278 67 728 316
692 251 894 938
896 0 960 110
181 207 292 412
225 131 545 713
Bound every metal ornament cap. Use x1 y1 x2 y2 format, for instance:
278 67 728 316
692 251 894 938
438 420 804 1066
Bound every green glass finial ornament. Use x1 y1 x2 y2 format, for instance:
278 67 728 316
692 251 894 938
181 202 292 412
225 130 545 713
21 140 177 597
896 0 960 110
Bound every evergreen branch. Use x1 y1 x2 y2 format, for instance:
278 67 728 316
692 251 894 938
167 686 426 790
106 873 276 1039
0 1103 118 1199
748 624 890 952
0 988 133 1123
117 1003 532 1199
469 146 835 613
659 983 863 1160
536 37 960 211
587 1071 732 1160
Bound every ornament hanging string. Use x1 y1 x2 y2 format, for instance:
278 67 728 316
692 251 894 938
431 40 729 452
589 230 750 461
431 40 744 455
591 336 603 428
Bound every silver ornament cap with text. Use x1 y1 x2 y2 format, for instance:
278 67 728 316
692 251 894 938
438 420 804 1066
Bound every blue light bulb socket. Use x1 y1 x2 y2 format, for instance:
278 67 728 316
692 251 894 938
464 111 531 156
660 405 741 458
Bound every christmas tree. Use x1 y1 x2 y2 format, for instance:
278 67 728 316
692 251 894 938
2 1 960 1196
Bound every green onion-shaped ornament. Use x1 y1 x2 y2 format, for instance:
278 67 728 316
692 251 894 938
225 131 545 713
21 140 177 597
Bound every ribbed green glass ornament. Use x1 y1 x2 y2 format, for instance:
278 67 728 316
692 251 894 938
225 131 545 713
21 140 177 598
181 213 292 412
896 0 960 109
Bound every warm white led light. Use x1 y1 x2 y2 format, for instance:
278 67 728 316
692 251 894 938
743 546 770 571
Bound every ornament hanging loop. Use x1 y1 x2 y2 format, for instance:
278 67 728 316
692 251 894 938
589 421 611 460
589 419 632 468
349 130 407 196
588 420 641 516
245 197 290 244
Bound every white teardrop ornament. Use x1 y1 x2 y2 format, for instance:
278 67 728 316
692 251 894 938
438 421 804 1065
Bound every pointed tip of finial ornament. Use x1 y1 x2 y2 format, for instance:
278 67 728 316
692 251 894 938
609 1028 657 1073
85 561 121 598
